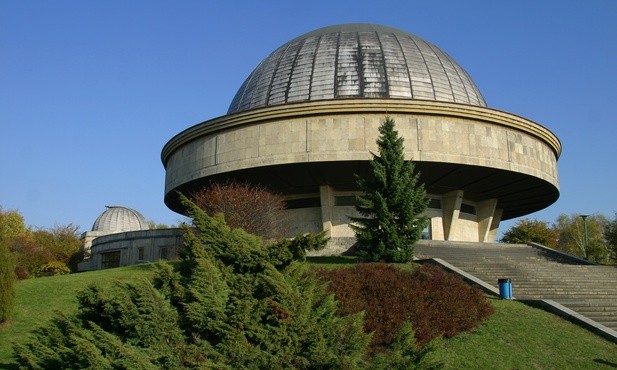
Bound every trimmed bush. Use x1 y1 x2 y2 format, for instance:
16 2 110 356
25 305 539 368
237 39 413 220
317 263 493 351
406 264 494 343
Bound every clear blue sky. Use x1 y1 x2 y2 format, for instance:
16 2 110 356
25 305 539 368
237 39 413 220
2 0 616 233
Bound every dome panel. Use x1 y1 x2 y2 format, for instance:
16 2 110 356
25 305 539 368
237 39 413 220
91 206 149 233
228 23 486 115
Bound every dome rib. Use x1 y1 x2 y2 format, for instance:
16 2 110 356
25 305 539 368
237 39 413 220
403 33 436 101
305 34 321 101
425 41 457 102
227 23 486 115
383 31 412 99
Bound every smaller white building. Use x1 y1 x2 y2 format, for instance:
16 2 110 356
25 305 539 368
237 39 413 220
78 206 183 271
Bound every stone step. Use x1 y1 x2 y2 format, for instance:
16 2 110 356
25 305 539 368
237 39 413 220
574 312 617 319
595 322 617 330
453 272 616 283
518 295 611 301
565 309 617 316
514 291 617 297
558 300 617 307
505 283 617 289
467 274 616 281
510 285 617 291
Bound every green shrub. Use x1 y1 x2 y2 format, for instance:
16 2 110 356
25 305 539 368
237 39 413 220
317 263 493 351
13 281 184 369
34 261 70 277
267 231 329 269
370 321 442 370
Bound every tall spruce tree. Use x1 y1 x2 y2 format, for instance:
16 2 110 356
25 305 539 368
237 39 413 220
351 117 428 262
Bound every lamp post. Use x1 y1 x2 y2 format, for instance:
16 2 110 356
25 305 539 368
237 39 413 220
580 214 589 260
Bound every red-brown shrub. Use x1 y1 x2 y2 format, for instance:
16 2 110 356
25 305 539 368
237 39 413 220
191 182 287 240
316 263 493 352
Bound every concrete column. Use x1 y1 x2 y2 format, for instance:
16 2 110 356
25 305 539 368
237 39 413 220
429 217 445 240
319 185 334 237
487 208 503 242
442 190 463 241
477 198 498 242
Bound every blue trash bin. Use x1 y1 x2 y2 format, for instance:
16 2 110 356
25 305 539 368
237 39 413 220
498 278 512 299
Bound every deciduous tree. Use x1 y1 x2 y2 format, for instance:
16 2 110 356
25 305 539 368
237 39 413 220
0 208 83 278
555 213 609 263
191 181 287 240
9 225 82 278
351 117 428 263
603 212 617 263
500 218 558 248
0 207 27 245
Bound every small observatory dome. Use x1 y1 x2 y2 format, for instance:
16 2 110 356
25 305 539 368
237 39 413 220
228 23 486 114
91 206 149 233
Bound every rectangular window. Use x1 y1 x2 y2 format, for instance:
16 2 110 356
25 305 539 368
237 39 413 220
137 247 145 261
160 247 168 260
334 196 358 207
285 197 321 209
427 198 442 209
101 251 121 269
460 203 477 215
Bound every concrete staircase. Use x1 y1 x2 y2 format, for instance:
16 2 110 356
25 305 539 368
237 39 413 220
415 241 617 333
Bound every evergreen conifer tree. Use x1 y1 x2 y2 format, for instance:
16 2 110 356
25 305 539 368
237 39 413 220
350 117 428 262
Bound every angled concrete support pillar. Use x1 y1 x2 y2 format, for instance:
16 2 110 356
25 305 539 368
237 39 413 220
487 208 503 242
319 185 334 238
477 198 498 242
442 190 463 241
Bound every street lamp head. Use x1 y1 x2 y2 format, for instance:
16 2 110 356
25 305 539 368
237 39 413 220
580 214 589 220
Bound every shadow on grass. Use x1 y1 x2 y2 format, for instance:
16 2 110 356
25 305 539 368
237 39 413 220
0 361 18 370
0 360 18 370
594 359 617 368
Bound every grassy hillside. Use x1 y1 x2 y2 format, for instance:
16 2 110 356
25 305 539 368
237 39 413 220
1 262 616 369
434 298 617 369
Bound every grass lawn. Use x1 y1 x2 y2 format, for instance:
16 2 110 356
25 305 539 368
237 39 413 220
1 260 616 369
432 297 617 369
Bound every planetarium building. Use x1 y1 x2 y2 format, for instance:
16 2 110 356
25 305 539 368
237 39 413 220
162 24 560 249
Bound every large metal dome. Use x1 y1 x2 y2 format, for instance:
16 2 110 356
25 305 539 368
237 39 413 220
91 206 149 233
228 23 486 114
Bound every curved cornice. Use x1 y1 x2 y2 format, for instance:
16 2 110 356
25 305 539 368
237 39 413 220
162 99 561 165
